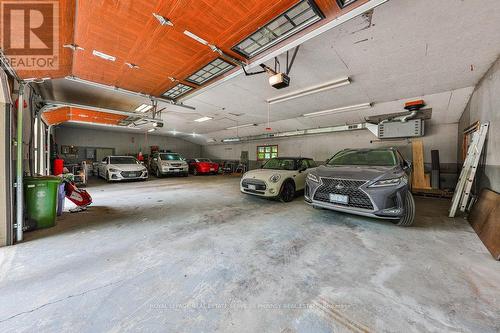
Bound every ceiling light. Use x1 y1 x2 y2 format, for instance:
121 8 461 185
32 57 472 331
135 104 153 113
92 50 116 62
267 77 350 104
303 103 372 118
126 62 140 69
148 128 156 132
63 44 84 51
194 116 213 122
222 137 241 143
153 13 173 26
183 30 209 45
226 123 258 130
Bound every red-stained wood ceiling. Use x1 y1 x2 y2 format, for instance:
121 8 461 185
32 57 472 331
5 0 369 100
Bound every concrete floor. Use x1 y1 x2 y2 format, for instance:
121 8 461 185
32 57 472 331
0 176 499 332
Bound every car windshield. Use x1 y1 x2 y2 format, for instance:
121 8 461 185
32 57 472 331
262 158 297 171
328 150 397 167
160 153 182 161
109 157 139 165
196 158 211 162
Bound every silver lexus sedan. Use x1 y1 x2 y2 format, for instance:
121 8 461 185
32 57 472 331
305 148 415 226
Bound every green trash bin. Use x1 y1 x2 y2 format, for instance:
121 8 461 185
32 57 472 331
24 176 61 229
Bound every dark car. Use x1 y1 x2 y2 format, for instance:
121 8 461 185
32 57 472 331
304 148 415 226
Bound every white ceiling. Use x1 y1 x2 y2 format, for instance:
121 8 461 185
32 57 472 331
56 0 500 144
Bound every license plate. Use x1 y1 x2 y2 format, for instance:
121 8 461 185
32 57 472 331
248 184 256 190
330 194 349 204
173 169 180 172
210 168 215 171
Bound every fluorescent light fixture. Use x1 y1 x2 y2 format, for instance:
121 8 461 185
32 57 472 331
184 30 208 45
226 123 258 130
153 13 173 26
92 50 116 62
267 77 350 104
222 137 241 143
303 102 372 118
186 58 235 85
135 104 153 113
162 83 194 99
194 116 213 122
232 0 324 58
148 128 156 132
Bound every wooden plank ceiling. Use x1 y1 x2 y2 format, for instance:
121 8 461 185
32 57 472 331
6 0 369 100
42 107 127 126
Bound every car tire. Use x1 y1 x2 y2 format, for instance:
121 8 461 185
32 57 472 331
279 180 296 203
394 191 415 226
156 168 162 178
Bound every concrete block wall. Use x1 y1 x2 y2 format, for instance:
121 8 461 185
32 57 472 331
54 126 202 161
458 56 500 193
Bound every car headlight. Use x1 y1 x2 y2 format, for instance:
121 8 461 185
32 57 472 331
369 177 402 188
307 173 320 183
269 174 281 183
109 168 120 172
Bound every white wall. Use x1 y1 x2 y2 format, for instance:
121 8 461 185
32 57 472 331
459 56 500 192
203 122 458 168
55 126 202 158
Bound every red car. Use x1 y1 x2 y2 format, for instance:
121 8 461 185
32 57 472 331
188 158 219 175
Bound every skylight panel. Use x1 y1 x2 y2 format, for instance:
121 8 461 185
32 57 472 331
186 58 235 85
337 0 359 9
232 0 323 58
162 83 194 99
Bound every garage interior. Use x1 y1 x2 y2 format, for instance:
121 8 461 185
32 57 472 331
1 0 499 331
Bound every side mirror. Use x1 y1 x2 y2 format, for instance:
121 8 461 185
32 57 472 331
403 161 412 170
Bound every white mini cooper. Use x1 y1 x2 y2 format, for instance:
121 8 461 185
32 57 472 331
240 157 317 202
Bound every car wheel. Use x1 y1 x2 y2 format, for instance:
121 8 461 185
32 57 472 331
279 180 295 203
193 168 198 176
156 167 162 178
394 191 415 226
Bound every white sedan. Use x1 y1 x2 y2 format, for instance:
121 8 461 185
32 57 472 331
240 157 317 202
98 156 148 181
